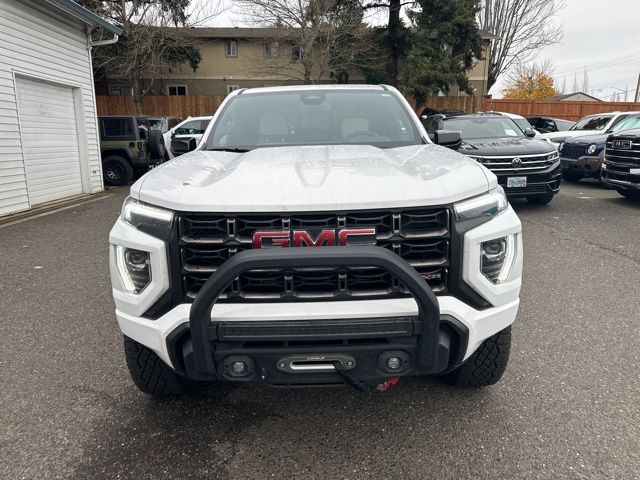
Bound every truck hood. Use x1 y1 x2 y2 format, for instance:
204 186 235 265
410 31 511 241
459 137 556 156
132 144 492 212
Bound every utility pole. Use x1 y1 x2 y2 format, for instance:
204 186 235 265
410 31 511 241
634 72 640 103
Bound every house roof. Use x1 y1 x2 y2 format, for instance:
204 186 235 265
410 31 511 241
176 26 500 41
547 92 602 102
45 0 122 35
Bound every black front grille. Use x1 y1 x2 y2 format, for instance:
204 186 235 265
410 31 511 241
477 153 556 173
178 208 450 302
560 144 587 160
605 137 640 167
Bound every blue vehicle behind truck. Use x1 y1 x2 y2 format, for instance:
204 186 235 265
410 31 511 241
559 113 640 182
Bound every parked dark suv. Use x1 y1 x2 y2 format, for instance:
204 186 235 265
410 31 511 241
559 113 640 182
429 113 560 204
98 116 167 186
601 129 640 200
527 116 575 134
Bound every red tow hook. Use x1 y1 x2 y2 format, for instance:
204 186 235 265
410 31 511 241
376 376 400 392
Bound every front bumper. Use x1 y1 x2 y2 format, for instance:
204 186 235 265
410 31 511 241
601 163 640 190
117 295 520 385
496 162 561 198
561 155 603 176
110 206 522 386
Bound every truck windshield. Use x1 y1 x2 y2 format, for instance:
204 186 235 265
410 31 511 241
205 90 422 151
570 115 612 131
443 117 525 140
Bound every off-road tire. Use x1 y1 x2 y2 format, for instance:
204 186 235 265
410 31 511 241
562 171 583 182
527 194 554 205
124 336 195 396
440 326 511 387
617 189 640 201
147 129 166 160
103 156 134 186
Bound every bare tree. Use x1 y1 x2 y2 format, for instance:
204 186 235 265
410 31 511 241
236 0 371 84
478 0 565 90
81 0 223 113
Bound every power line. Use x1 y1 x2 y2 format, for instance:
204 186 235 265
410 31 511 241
554 52 640 77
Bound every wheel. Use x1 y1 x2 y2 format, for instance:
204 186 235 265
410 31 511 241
103 156 134 186
617 189 640 201
562 171 583 182
124 336 196 396
440 326 511 387
147 129 166 160
527 195 554 205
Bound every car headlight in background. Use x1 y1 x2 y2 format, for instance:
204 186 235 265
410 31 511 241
115 246 152 294
480 234 518 284
121 197 173 230
454 186 508 221
558 142 564 153
587 144 597 155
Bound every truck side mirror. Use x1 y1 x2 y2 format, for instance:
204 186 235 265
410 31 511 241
524 128 536 138
434 130 462 150
171 137 197 156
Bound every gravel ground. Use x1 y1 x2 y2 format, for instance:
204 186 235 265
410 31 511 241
0 180 638 480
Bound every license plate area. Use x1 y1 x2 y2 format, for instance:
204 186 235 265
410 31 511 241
507 176 527 188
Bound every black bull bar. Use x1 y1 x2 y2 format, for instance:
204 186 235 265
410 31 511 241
186 246 441 379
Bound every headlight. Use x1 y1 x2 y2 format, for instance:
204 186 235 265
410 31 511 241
121 197 174 230
587 144 597 155
115 246 151 294
480 234 518 284
558 142 564 153
454 186 508 221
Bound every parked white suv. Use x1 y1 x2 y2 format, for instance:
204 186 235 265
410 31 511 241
109 85 523 395
164 115 213 159
538 112 640 144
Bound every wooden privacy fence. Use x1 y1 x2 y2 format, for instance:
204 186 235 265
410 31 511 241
96 95 226 118
482 99 640 121
95 94 640 122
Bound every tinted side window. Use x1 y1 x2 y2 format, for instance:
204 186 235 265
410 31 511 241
176 120 208 135
168 118 181 129
101 118 134 139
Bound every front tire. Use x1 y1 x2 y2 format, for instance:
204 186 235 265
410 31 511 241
124 336 196 396
440 326 511 387
617 189 640 201
103 156 134 186
527 194 554 205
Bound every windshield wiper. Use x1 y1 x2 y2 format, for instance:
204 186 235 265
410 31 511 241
460 140 478 150
208 147 251 153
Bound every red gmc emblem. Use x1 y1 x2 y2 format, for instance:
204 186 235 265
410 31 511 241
252 228 376 248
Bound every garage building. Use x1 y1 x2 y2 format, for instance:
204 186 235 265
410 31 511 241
0 0 120 216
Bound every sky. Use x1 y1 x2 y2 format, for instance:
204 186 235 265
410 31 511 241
197 0 640 101
492 0 640 100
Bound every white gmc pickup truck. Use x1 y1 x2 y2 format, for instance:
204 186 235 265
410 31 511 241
109 85 522 395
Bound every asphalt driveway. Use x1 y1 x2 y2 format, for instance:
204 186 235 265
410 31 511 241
0 181 639 480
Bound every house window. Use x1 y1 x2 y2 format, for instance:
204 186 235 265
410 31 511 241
291 46 304 61
227 85 240 94
265 41 279 57
226 39 238 57
109 84 133 96
168 85 187 96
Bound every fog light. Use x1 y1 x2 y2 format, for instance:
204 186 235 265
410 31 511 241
386 357 401 370
231 361 247 375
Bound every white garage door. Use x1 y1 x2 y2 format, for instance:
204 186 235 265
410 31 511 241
16 77 83 206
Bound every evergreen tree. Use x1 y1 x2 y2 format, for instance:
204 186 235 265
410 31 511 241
404 0 484 106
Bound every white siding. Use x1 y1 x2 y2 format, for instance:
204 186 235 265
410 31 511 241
0 0 104 216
